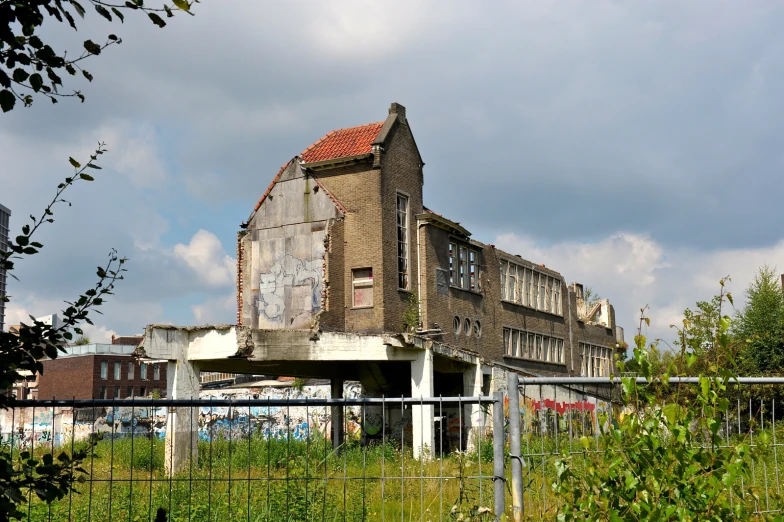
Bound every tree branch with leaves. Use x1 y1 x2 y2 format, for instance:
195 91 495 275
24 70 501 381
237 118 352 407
0 145 127 519
0 0 198 113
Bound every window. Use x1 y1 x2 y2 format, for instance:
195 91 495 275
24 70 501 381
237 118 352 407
500 262 507 300
127 386 134 398
504 327 565 364
352 268 374 308
396 194 409 290
458 246 466 288
113 386 120 398
499 259 563 315
99 386 107 399
153 364 160 381
453 316 461 336
128 362 134 380
140 363 148 381
450 243 480 291
449 243 456 285
469 250 478 291
464 318 472 337
140 387 146 397
114 362 121 380
100 361 108 380
473 321 481 338
580 343 612 377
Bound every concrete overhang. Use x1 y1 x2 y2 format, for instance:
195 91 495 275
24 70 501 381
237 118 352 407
415 212 471 239
137 325 423 364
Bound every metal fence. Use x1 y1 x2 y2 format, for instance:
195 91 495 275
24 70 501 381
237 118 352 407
5 377 784 521
1 395 503 522
512 376 784 520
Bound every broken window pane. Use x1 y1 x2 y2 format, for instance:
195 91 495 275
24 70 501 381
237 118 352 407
469 250 477 291
500 261 507 299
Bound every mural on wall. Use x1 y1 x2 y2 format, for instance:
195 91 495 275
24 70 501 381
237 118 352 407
516 386 613 437
0 383 415 450
253 228 327 329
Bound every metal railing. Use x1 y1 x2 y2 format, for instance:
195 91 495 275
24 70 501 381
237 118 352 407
1 395 503 522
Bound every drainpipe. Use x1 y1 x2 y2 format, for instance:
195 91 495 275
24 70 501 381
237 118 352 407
416 218 426 330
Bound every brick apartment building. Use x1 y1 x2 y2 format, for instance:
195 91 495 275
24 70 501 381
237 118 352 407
236 102 623 385
38 336 167 400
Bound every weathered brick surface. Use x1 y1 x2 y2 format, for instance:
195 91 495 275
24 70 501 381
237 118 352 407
38 355 167 399
238 103 621 375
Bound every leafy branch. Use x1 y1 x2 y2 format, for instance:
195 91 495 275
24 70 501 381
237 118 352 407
0 0 199 112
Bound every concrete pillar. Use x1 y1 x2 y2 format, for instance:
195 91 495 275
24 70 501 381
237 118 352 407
463 361 484 452
331 379 344 452
411 347 434 460
165 359 200 477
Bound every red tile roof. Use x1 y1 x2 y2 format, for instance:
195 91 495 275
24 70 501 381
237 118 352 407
300 122 384 163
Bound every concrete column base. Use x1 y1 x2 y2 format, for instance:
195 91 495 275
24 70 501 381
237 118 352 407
411 347 434 460
464 361 485 452
164 359 200 477
331 379 344 453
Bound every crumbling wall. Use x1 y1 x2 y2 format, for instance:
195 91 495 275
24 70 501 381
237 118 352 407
244 161 341 329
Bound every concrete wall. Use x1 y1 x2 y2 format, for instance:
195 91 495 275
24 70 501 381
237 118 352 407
243 161 341 329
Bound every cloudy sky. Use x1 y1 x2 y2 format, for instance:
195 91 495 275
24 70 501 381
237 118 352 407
2 1 783 349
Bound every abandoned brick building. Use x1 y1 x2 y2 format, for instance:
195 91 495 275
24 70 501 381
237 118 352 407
236 102 623 385
140 102 624 470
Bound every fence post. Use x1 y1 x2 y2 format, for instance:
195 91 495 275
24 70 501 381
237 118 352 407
493 391 505 521
507 372 523 521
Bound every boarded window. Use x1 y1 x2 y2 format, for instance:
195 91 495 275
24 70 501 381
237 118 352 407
436 268 448 296
352 268 373 308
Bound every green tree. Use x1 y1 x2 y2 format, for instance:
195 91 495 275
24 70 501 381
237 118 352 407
1 0 198 112
555 282 771 521
0 147 127 519
734 265 784 374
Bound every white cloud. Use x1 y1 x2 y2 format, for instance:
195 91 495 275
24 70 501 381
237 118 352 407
173 230 236 288
495 232 784 349
191 293 236 325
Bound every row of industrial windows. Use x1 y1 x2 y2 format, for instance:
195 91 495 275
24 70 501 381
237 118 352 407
499 260 563 315
503 327 565 364
98 386 160 399
580 342 613 377
100 361 161 381
448 243 480 291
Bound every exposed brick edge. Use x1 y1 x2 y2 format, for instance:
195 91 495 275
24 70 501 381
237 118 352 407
311 174 349 215
253 159 294 212
236 230 248 326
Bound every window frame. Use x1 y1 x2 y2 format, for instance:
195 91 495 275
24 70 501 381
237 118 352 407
396 192 410 291
140 362 148 381
449 238 481 293
128 362 135 380
100 361 108 380
503 326 566 365
351 267 374 309
499 259 564 316
114 361 121 380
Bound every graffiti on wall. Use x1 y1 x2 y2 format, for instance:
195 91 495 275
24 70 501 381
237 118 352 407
253 229 327 330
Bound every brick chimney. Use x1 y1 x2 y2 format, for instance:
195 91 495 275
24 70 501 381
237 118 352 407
111 334 116 344
389 102 406 123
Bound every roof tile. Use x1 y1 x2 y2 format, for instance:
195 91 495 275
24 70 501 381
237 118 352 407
300 122 383 163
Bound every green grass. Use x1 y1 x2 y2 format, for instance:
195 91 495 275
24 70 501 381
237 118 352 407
14 434 499 522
